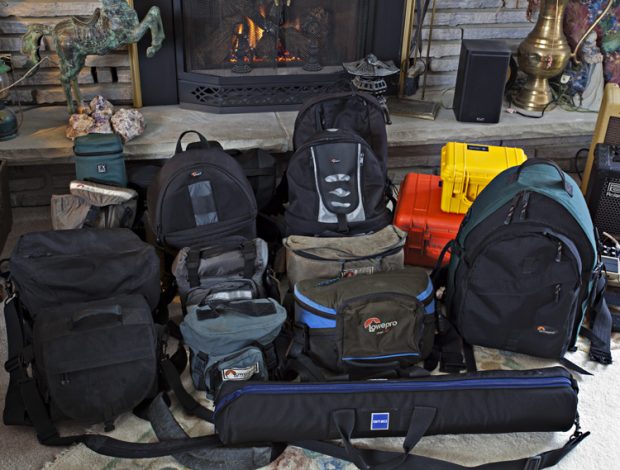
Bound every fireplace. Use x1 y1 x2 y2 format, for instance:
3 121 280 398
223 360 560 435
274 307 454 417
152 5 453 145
172 0 406 113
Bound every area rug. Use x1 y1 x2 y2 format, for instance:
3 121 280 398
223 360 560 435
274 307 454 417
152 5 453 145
43 333 620 470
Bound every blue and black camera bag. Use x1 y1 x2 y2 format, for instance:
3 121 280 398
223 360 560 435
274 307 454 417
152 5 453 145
292 268 435 378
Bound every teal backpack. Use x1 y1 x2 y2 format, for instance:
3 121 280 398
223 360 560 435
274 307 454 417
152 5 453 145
439 159 612 370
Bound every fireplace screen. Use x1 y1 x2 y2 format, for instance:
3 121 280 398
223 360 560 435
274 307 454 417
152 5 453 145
181 0 371 76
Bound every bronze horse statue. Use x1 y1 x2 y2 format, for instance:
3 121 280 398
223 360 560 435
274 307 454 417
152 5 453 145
21 0 164 114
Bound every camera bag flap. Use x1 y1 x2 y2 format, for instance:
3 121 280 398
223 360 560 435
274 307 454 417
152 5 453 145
33 294 158 424
9 228 161 314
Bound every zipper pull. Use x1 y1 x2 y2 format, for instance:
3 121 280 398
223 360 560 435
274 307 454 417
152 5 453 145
555 243 563 262
554 284 562 303
504 193 521 225
60 373 70 386
519 191 530 220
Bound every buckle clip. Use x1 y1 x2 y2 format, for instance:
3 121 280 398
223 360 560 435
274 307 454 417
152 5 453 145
523 455 542 470
4 356 21 373
440 361 466 373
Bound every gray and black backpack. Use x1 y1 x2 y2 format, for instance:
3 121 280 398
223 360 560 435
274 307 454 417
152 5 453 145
285 92 393 236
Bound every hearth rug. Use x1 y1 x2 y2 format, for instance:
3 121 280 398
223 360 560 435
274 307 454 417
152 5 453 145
44 334 620 470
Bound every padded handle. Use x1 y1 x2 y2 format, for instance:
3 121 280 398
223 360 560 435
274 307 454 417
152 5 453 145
332 407 437 470
515 159 573 197
175 131 210 154
72 304 122 329
196 301 274 321
344 359 400 370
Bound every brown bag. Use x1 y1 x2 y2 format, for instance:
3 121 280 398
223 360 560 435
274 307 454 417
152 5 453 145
284 225 406 287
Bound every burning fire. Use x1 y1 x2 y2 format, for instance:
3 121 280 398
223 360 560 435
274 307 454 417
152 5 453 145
230 5 302 65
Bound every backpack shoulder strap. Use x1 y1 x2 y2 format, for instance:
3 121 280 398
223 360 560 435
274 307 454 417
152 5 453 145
580 270 613 364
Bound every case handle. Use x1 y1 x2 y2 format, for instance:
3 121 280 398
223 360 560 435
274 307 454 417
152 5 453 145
72 305 122 329
514 159 573 197
175 131 211 154
331 407 437 470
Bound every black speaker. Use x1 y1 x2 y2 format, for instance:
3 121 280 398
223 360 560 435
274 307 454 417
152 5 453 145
586 143 620 236
453 40 511 124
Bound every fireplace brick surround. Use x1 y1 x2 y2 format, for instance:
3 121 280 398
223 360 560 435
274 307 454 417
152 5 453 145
0 0 534 107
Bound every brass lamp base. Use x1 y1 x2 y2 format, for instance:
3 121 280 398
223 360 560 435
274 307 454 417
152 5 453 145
513 77 553 112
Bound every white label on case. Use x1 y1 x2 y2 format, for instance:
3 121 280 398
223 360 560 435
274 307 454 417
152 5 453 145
221 363 260 381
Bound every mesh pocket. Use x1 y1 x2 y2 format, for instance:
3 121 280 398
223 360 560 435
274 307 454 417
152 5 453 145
188 180 219 226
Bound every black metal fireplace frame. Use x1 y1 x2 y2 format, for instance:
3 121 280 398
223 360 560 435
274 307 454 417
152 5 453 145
172 0 406 113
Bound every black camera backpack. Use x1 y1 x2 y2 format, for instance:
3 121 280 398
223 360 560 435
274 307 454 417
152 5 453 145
285 92 393 236
147 131 257 250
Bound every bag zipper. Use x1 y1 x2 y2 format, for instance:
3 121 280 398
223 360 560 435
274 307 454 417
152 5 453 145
294 131 372 159
294 286 337 320
156 163 257 243
195 279 259 305
215 375 573 415
295 286 434 321
291 245 403 262
465 223 582 271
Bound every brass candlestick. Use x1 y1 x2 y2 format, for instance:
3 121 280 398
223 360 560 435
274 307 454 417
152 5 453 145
514 0 612 111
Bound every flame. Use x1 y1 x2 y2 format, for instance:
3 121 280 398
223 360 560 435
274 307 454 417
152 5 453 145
245 16 264 50
229 6 303 65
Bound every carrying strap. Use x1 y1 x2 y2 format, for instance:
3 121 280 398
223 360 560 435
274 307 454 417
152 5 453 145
186 242 257 289
147 393 275 470
296 407 588 470
175 131 212 154
337 213 349 234
580 271 613 365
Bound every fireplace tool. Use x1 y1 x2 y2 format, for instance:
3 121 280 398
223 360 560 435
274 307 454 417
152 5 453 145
514 0 613 111
343 54 400 124
392 0 440 120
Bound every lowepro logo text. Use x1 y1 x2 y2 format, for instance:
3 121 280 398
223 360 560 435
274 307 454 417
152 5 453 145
536 325 558 335
363 317 398 334
221 363 259 381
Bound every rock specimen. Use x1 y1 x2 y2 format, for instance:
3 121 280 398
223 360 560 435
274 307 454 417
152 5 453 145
110 108 145 143
65 96 145 142
66 113 95 140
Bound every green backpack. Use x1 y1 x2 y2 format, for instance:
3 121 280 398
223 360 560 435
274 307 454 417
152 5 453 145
440 159 612 368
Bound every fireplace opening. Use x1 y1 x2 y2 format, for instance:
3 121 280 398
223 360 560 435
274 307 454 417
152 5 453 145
173 0 406 112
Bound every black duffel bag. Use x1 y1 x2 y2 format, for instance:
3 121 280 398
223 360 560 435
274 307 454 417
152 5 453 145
9 228 160 314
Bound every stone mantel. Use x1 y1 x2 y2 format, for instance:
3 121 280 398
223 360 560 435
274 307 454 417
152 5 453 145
0 105 597 165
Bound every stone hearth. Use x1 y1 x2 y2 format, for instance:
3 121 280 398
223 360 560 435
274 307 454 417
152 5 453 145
0 104 596 206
